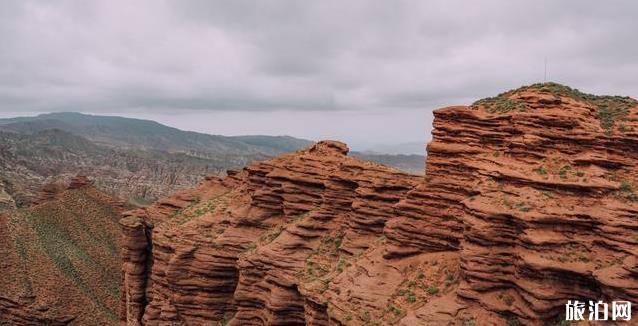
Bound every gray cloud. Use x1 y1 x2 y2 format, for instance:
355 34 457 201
1 0 637 148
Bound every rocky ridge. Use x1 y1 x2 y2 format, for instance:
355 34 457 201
119 83 638 325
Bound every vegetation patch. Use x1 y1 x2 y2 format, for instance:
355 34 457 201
426 286 440 295
472 97 527 114
472 82 637 133
514 202 531 212
525 83 636 133
534 166 548 175
558 165 571 179
618 181 638 202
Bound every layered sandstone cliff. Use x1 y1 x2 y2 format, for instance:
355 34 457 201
120 83 638 325
119 141 421 325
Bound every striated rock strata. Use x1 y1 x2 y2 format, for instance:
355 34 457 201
120 83 638 325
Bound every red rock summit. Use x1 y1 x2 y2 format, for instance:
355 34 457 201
119 83 638 325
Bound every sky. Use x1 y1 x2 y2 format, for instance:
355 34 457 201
1 1 638 153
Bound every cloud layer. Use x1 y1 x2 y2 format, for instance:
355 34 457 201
1 1 637 149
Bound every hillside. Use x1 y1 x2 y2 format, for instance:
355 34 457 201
0 178 126 325
119 83 638 325
0 129 241 208
0 112 313 156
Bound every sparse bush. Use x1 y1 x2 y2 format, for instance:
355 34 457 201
535 166 548 175
502 294 514 306
388 305 403 316
515 202 531 212
245 243 257 252
343 313 352 322
361 310 371 322
559 165 571 178
620 181 633 192
406 291 417 303
473 97 527 114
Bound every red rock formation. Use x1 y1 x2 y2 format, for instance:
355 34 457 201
324 84 638 325
119 83 638 325
0 296 75 325
119 141 421 325
36 175 94 205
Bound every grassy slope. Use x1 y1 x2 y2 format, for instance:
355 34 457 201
0 187 123 325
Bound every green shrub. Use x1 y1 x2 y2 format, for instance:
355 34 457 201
535 166 548 175
472 97 527 114
389 305 403 316
620 181 633 192
406 292 417 303
426 286 440 295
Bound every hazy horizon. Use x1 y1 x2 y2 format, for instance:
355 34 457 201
2 1 638 151
0 110 429 154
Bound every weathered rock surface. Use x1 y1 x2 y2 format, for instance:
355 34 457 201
119 83 638 325
119 141 421 325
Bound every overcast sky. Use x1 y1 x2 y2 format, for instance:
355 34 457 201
1 1 637 152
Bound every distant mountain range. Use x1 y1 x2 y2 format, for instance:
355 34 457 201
0 112 312 157
0 112 424 208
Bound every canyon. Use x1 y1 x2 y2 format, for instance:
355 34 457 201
118 83 638 325
2 83 636 325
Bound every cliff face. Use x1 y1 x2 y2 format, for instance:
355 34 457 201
119 141 421 325
119 83 638 325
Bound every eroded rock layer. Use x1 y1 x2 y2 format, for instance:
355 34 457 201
119 141 421 325
120 83 638 326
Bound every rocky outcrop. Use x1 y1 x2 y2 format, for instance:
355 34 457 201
119 83 638 325
324 84 638 325
446 84 638 324
119 141 421 325
0 296 75 325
